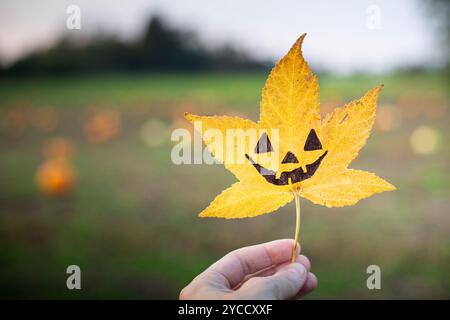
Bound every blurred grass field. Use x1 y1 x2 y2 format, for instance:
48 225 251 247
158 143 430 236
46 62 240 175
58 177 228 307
0 71 449 299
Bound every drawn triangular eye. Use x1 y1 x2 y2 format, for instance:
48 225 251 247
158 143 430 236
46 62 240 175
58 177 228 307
304 129 322 151
255 132 274 153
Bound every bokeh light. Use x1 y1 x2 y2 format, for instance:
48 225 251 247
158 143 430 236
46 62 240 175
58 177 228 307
140 118 170 148
83 110 122 144
410 125 440 155
375 104 402 132
35 159 76 197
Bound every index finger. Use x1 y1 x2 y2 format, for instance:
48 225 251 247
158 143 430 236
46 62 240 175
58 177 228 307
202 239 300 289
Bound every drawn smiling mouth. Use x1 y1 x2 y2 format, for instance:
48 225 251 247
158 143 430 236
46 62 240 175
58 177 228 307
245 151 328 186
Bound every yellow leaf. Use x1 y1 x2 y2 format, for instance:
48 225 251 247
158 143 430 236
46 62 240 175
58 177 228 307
316 85 383 175
185 113 260 182
301 169 396 207
199 179 294 218
185 34 395 219
259 33 320 155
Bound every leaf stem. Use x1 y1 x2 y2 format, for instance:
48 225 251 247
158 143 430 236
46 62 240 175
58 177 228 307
291 192 301 263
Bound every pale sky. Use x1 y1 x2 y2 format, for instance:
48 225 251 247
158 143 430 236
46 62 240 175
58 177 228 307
0 0 444 73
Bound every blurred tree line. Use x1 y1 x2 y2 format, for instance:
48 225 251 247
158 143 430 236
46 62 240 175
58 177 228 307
1 16 269 76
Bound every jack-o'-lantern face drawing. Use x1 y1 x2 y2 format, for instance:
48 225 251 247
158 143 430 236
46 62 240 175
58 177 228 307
184 34 395 219
245 129 327 186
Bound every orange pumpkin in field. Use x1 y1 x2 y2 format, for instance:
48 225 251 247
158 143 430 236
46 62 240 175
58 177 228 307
36 159 76 197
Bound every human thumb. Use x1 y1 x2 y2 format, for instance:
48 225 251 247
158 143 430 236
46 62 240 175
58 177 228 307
237 262 308 300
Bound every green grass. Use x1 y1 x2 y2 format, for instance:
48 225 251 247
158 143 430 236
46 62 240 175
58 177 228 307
0 71 449 299
0 71 447 108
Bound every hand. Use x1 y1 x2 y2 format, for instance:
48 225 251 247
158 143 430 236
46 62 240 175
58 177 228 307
179 239 317 300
